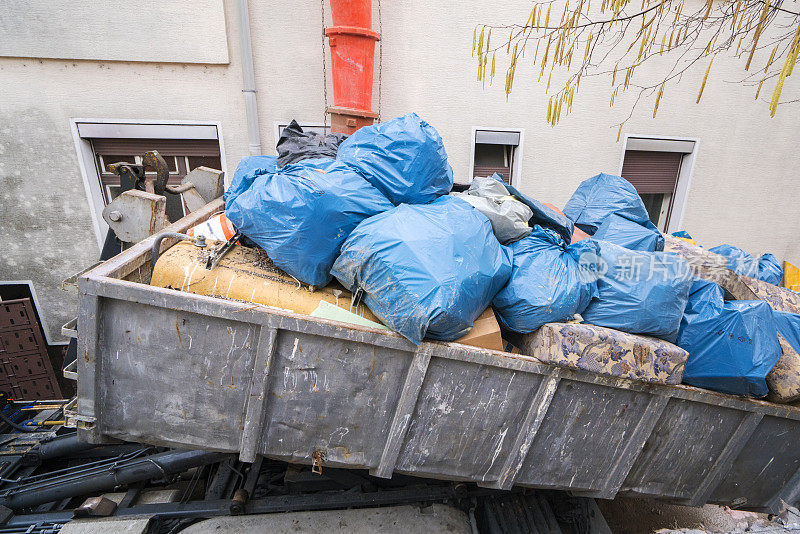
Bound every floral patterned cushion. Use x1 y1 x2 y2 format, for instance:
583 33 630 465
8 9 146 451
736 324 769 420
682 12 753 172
518 323 688 385
663 235 731 284
766 335 800 403
722 273 800 314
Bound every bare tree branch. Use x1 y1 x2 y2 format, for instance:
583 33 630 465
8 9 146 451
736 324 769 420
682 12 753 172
472 0 800 125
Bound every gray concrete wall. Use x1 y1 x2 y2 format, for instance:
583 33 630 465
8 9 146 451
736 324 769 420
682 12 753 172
0 106 100 341
1 0 798 341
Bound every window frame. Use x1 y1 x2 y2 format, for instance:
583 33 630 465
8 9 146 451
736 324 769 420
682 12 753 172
468 127 525 187
618 133 700 235
70 119 226 249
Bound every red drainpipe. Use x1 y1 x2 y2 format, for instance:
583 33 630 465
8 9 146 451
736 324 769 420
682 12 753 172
325 0 379 134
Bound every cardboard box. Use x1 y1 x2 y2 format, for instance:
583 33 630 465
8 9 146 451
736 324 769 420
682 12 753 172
502 339 523 354
571 226 591 244
455 307 503 351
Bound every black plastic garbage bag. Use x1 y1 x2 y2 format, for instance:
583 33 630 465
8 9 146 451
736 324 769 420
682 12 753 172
276 120 348 168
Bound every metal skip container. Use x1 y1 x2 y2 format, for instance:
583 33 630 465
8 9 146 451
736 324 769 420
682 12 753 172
76 198 800 512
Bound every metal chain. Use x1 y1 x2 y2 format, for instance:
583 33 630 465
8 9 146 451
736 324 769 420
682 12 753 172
377 0 383 121
321 0 329 129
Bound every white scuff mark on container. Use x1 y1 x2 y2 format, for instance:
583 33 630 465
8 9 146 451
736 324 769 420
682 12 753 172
330 426 349 442
283 366 296 389
220 328 237 386
484 427 509 481
757 456 774 478
230 327 252 382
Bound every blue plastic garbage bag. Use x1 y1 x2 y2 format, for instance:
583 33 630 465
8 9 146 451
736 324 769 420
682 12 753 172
592 214 665 252
709 244 758 277
580 240 692 342
331 196 512 344
500 177 575 245
677 280 782 397
758 253 783 285
225 158 393 287
492 226 599 333
336 113 453 205
563 173 660 237
224 155 278 205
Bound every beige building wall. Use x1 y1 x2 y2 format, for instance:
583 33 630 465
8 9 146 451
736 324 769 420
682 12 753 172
0 0 250 341
0 0 798 341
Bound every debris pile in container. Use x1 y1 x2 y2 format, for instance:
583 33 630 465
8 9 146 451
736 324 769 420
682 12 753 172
155 112 800 404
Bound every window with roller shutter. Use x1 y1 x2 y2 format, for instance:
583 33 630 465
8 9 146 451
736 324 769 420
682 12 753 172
621 149 683 231
472 130 522 185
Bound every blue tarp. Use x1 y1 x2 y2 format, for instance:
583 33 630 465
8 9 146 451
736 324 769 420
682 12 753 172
563 173 661 238
223 155 278 205
225 158 393 287
336 113 453 205
592 213 664 252
708 244 759 277
758 253 783 285
580 240 692 342
331 195 512 345
492 226 598 333
678 280 782 397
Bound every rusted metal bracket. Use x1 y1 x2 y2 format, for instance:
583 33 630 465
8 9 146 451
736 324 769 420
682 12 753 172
103 152 223 243
102 190 168 244
169 166 225 213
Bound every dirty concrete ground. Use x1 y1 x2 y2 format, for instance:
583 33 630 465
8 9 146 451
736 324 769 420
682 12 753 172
44 498 800 533
180 503 471 534
598 496 771 533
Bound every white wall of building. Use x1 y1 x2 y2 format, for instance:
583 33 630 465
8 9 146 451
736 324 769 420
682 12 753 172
0 0 798 340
